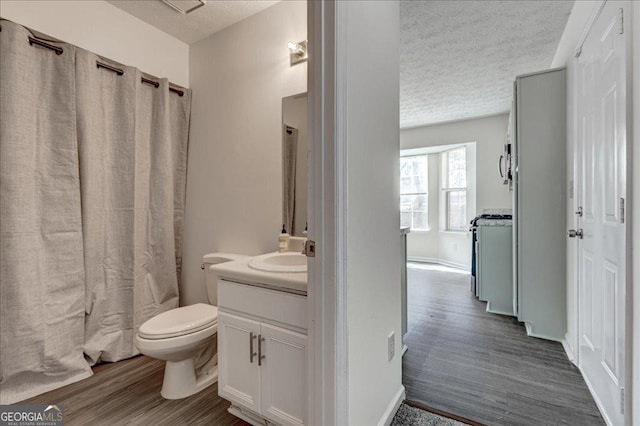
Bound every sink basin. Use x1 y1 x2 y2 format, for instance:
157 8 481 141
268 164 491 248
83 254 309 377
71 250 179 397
248 252 307 273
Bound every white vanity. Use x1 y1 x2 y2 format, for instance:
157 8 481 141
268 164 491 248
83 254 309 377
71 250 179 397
212 252 308 426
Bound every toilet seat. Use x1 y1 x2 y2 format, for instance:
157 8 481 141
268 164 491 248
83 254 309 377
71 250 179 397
138 303 218 340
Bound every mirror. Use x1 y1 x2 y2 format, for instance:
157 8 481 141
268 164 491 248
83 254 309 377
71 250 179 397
282 92 308 236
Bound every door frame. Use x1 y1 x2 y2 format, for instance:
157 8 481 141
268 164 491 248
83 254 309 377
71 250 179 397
632 4 640 424
571 0 635 423
307 2 349 425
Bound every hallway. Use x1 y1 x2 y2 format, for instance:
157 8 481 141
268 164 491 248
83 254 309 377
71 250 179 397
402 263 604 425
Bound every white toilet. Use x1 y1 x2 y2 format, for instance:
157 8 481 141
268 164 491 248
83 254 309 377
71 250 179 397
135 252 248 399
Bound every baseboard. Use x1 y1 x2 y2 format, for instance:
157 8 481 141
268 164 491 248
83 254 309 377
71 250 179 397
377 385 406 426
561 335 576 365
579 366 613 426
485 302 515 317
524 322 563 343
407 256 469 271
227 405 265 426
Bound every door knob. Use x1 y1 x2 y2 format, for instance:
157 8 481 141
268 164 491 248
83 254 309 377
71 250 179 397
567 229 584 239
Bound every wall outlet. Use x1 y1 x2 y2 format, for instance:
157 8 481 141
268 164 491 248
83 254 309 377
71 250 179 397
388 332 395 361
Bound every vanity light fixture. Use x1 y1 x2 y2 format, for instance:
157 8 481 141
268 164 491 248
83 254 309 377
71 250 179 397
288 40 308 66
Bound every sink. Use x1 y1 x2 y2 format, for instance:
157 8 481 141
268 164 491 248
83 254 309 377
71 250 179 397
248 252 307 273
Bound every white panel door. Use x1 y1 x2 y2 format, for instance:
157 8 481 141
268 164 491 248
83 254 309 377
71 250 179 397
576 2 628 424
218 311 261 413
259 323 307 426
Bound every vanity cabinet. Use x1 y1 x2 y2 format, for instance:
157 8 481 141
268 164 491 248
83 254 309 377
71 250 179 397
218 312 261 414
217 280 307 426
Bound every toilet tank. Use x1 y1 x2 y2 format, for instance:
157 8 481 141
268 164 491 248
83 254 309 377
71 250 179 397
203 253 249 306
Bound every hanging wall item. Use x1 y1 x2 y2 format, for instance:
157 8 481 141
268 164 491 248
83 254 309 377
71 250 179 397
0 20 92 404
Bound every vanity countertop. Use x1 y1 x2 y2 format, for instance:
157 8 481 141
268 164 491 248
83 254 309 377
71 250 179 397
211 256 307 296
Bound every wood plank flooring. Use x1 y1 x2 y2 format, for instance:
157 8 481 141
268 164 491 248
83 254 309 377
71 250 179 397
21 355 249 426
402 263 605 426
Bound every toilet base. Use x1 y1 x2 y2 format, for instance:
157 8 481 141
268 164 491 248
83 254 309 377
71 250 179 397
160 358 218 399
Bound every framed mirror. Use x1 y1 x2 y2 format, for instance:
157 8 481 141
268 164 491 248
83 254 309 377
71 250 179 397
282 92 307 236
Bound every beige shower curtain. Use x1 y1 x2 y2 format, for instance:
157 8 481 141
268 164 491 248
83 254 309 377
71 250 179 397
77 51 190 364
0 20 191 402
0 21 92 404
283 125 298 235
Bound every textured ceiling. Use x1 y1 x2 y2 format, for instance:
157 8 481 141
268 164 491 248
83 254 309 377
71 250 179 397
107 0 279 44
400 1 574 128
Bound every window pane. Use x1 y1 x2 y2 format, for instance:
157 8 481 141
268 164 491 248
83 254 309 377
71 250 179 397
401 212 412 228
447 148 466 188
400 176 413 194
412 194 427 212
400 157 413 177
400 195 414 213
413 175 427 193
447 190 467 231
400 155 428 229
412 211 427 230
400 155 428 195
413 156 428 177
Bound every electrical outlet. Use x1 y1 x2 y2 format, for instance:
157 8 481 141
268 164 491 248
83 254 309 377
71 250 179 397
388 332 395 361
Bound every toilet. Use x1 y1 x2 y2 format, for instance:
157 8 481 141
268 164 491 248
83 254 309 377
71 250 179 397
134 252 248 399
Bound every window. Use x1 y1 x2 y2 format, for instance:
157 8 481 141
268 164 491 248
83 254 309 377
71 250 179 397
442 147 467 231
400 155 428 230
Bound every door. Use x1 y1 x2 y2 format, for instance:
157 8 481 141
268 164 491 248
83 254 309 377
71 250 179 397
218 311 261 413
259 323 307 426
576 2 628 424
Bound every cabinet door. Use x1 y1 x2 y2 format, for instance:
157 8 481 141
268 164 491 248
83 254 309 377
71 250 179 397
259 324 307 426
218 311 261 412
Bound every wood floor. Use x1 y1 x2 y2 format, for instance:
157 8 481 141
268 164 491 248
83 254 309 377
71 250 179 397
402 263 605 426
21 355 249 426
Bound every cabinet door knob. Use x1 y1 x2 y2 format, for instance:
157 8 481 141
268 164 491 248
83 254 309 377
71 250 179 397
258 335 266 366
249 332 257 363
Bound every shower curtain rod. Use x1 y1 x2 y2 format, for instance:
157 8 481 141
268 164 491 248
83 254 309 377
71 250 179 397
28 36 63 55
95 61 185 97
14 24 186 97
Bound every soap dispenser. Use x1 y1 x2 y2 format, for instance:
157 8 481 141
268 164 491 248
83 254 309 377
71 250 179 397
278 225 290 253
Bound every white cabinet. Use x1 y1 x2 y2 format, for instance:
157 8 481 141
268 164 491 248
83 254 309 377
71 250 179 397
260 324 307 426
512 68 566 340
217 280 307 426
218 312 261 413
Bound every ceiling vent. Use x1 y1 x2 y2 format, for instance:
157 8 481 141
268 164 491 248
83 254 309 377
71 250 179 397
161 0 206 14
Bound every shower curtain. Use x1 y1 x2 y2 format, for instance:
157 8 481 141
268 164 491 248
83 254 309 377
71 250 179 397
282 125 298 235
0 20 190 403
0 21 92 403
77 51 189 364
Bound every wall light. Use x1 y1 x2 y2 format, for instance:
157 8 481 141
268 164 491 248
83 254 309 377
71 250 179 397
288 40 308 66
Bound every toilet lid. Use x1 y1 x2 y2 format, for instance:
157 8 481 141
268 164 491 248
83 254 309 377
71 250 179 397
138 303 218 340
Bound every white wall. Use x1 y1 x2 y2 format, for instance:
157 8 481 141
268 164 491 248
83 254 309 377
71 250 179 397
340 2 404 424
183 1 307 305
0 0 189 87
401 114 511 269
